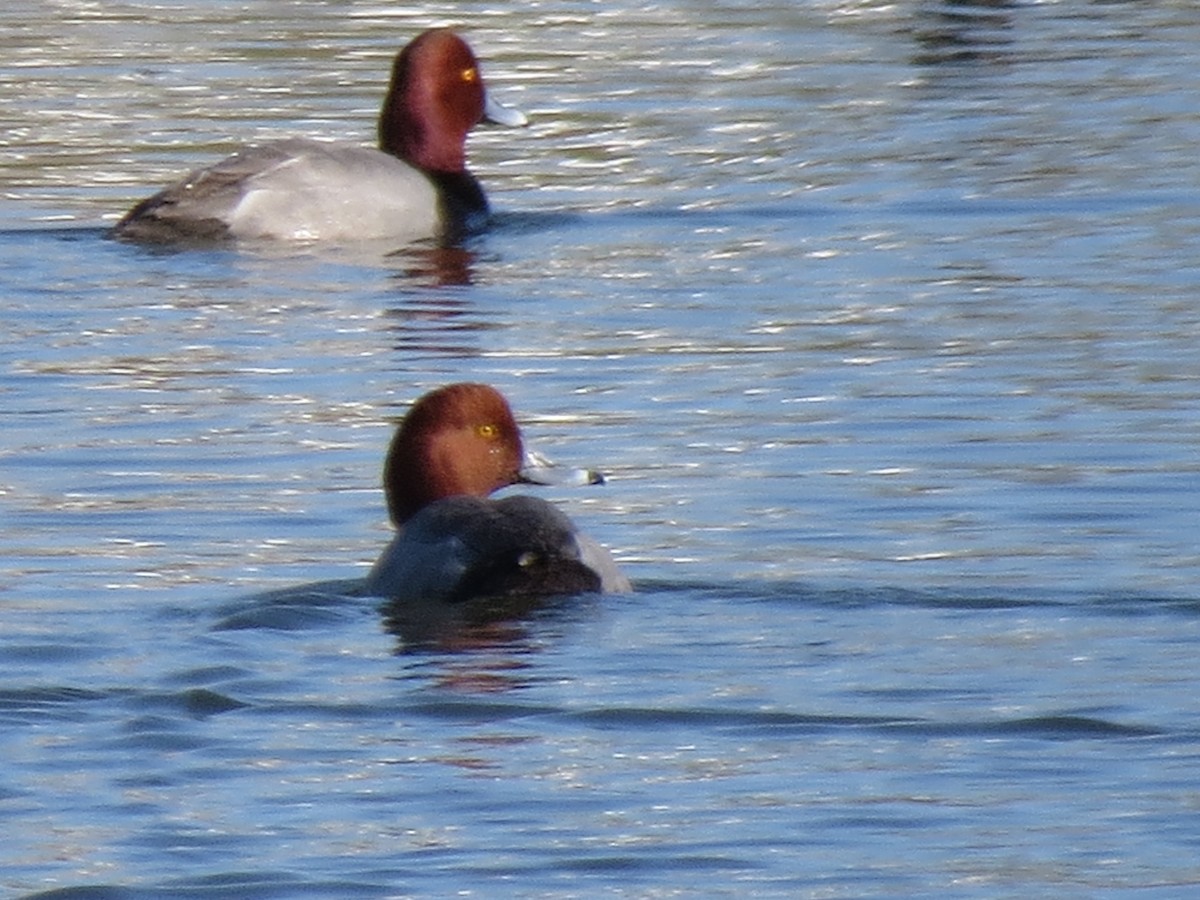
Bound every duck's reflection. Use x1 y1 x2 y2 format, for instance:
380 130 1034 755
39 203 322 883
377 294 490 357
377 244 499 357
910 0 1015 68
384 593 602 693
382 588 594 654
386 243 477 287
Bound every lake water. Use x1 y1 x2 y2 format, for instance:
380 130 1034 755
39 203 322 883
3 0 1200 896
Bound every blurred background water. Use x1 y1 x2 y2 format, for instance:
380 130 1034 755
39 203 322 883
3 0 1200 896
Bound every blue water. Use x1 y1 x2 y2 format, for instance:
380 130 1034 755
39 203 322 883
4 1 1200 896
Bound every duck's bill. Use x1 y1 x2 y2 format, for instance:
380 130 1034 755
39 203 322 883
483 93 528 128
519 449 605 487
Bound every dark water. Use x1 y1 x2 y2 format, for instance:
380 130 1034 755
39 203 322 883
3 1 1200 896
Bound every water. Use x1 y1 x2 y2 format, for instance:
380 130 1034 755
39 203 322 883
3 0 1200 895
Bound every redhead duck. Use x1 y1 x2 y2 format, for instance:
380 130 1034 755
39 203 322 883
112 29 526 244
365 383 630 605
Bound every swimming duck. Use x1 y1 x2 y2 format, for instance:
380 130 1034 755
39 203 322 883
112 29 526 244
365 383 630 605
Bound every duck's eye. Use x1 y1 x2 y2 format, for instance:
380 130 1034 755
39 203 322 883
476 423 499 440
461 66 478 84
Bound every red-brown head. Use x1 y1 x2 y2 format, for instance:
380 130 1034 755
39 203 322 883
379 30 491 172
383 383 525 525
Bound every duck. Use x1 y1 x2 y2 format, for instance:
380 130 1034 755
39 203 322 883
112 29 526 245
364 383 631 606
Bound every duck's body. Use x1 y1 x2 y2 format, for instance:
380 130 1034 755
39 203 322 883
113 30 524 244
364 383 629 607
115 139 448 243
366 494 629 604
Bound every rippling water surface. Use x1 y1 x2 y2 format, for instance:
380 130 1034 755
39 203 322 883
4 1 1200 896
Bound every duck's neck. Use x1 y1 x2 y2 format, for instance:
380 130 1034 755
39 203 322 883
428 171 489 231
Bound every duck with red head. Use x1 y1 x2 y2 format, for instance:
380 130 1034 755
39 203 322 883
113 29 526 245
366 384 630 607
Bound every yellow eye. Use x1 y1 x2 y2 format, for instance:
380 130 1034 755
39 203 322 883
461 66 478 84
476 423 498 440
